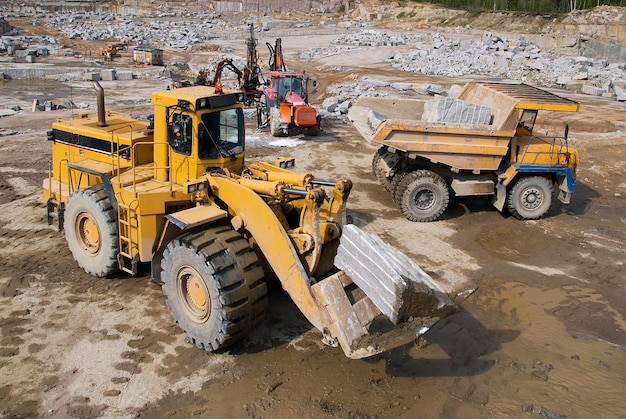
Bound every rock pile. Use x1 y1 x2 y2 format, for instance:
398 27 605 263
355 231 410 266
309 30 626 102
45 12 226 50
2 9 626 115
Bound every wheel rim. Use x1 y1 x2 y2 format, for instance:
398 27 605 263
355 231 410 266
177 266 210 323
521 187 543 210
75 212 100 255
413 187 436 210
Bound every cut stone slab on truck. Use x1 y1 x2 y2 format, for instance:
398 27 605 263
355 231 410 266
348 81 580 221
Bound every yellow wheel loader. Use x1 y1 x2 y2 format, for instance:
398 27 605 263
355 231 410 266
43 82 459 359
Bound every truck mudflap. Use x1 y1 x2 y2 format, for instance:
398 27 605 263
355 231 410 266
311 224 459 359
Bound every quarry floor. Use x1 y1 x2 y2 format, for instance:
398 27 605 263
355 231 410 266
0 17 625 419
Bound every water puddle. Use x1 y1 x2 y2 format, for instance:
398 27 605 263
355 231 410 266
415 282 626 417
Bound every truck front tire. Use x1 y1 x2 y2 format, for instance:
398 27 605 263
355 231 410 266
161 225 268 351
507 176 553 220
64 185 119 277
396 170 450 222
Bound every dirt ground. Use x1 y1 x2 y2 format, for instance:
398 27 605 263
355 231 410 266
1 11 625 419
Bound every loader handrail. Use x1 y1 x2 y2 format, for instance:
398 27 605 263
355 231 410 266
126 140 175 195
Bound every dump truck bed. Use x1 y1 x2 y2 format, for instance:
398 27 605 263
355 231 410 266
348 82 579 172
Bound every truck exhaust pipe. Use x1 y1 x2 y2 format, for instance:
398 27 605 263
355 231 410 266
94 81 107 127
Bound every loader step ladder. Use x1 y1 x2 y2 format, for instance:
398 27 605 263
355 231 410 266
117 200 139 275
46 198 65 231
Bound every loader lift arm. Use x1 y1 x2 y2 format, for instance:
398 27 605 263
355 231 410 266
202 167 457 359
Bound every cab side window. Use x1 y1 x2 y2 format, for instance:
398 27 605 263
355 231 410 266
517 110 538 135
168 113 192 156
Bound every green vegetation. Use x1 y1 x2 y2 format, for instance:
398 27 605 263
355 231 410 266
407 0 626 13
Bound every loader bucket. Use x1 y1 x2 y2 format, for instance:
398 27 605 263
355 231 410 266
311 224 458 359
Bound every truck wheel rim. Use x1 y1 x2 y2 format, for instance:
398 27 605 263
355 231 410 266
177 266 210 323
414 188 435 210
521 188 542 210
76 212 100 255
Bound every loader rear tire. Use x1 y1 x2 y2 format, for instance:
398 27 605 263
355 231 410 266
372 148 394 191
161 225 268 352
64 185 119 277
397 170 449 222
507 176 553 220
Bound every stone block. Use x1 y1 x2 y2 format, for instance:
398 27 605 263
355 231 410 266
581 84 605 96
116 70 134 80
335 224 456 324
564 81 583 91
100 69 116 81
83 72 100 81
423 98 492 125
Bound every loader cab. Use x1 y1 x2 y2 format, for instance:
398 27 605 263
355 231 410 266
153 86 246 184
167 107 245 181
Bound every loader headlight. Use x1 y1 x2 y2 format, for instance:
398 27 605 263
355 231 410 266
185 179 209 195
276 157 295 169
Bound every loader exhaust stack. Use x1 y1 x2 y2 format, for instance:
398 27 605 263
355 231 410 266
94 81 107 127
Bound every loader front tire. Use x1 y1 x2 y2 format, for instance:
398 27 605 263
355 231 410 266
64 185 119 277
161 225 268 352
397 170 449 222
507 176 553 220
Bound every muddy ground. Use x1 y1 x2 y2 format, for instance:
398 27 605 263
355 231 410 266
1 14 625 419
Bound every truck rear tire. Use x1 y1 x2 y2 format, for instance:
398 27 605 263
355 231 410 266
396 170 450 222
161 225 268 352
64 185 119 277
372 148 394 191
391 170 410 205
507 176 553 220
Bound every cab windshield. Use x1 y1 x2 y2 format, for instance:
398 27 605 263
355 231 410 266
198 108 244 160
274 76 304 101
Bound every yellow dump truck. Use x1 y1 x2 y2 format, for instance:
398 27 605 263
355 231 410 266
43 82 459 359
349 81 580 221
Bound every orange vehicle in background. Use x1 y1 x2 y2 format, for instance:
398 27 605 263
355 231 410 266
257 37 320 136
99 43 127 59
